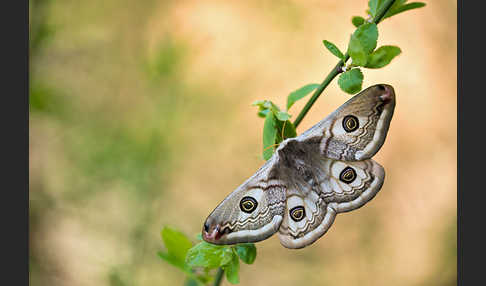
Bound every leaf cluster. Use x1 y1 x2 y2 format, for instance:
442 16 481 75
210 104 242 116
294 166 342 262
323 0 424 94
158 226 257 285
252 84 319 160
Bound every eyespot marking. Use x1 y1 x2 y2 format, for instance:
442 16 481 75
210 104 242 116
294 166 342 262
289 206 306 222
342 115 359 132
339 167 357 183
240 196 258 213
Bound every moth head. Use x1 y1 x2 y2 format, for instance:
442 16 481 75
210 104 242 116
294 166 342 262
202 183 285 245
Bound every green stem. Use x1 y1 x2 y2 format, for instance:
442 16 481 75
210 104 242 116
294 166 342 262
213 268 224 286
292 58 347 127
292 0 397 128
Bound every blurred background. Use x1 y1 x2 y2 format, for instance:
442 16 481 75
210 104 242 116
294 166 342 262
29 0 456 285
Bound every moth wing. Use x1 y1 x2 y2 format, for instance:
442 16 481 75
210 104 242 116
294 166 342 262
277 185 336 249
297 84 396 161
277 157 384 249
202 157 287 245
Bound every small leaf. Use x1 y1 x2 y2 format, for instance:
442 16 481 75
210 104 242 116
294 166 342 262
347 36 367 66
354 23 379 54
287 84 320 110
186 242 228 268
384 2 426 19
158 251 190 273
235 244 257 264
253 100 281 118
364 45 401 69
252 100 265 107
262 111 278 160
282 120 297 140
268 101 281 112
257 109 270 118
388 0 407 12
368 0 382 17
252 100 272 110
275 111 291 121
220 248 234 266
351 16 365 27
347 23 378 66
161 226 193 262
323 40 345 60
275 120 297 144
338 68 364 94
224 253 240 284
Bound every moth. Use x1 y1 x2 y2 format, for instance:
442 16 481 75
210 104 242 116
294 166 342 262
202 84 395 249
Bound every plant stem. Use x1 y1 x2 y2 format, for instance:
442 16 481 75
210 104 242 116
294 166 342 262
292 58 347 127
213 268 224 286
292 0 397 128
210 2 398 284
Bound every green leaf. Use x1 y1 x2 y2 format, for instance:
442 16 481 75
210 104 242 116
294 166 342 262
275 111 291 121
158 251 190 273
351 16 365 27
368 0 383 17
338 68 364 94
364 45 401 69
252 100 271 111
275 120 297 144
252 100 266 106
323 40 345 60
354 23 379 54
388 0 407 11
262 111 278 160
347 23 378 66
220 248 234 266
161 226 193 262
282 120 297 139
347 35 367 66
224 253 240 284
257 109 270 118
186 242 230 269
269 101 281 111
235 244 257 264
253 100 281 118
286 84 320 110
384 2 426 19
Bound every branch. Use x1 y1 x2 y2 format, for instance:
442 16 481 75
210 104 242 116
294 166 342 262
292 0 397 128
